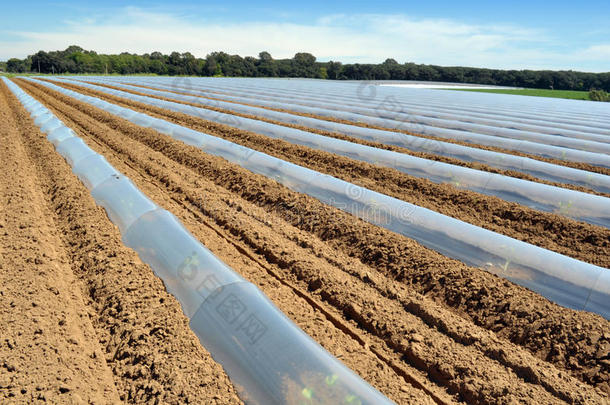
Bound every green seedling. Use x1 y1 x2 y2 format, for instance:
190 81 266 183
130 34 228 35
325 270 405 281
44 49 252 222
558 200 573 215
500 258 511 272
325 374 338 386
498 245 515 273
447 173 461 187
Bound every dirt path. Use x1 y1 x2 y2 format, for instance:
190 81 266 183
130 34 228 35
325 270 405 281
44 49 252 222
1 80 243 404
40 79 610 269
12 78 610 403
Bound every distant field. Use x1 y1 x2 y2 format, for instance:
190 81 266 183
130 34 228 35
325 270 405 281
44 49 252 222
449 88 590 100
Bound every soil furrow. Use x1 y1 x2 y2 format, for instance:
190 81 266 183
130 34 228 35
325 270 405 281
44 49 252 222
2 80 243 404
41 79 610 269
16 78 610 401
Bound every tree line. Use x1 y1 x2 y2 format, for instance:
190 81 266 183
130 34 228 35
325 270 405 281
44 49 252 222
4 45 610 92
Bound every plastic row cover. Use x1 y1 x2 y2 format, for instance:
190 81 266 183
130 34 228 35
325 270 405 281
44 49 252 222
5 77 392 405
81 75 598 138
81 77 610 194
163 77 610 136
232 78 610 123
206 79 610 130
27 77 610 320
74 77 610 167
104 75 610 133
48 78 610 228
377 83 610 123
123 77 610 144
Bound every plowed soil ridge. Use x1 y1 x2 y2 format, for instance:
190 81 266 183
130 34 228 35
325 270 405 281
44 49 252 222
44 79 610 269
14 78 610 403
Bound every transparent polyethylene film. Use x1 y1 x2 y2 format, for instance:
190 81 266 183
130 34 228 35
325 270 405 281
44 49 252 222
69 78 610 170
81 76 610 129
90 175 159 233
55 136 97 167
33 111 54 126
83 77 610 194
122 209 245 317
181 77 610 123
6 77 394 403
72 154 119 190
102 78 610 149
588 271 610 318
40 116 63 134
27 77 610 320
128 77 610 140
126 77 610 147
45 77 610 227
47 126 76 146
191 282 393 405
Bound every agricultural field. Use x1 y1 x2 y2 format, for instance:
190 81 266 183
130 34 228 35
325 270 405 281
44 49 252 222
451 87 591 100
1 75 609 405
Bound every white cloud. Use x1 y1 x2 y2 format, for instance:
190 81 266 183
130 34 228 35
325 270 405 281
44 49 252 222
0 7 606 72
578 44 610 59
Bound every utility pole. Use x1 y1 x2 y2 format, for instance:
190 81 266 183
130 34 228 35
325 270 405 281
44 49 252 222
105 63 108 75
52 65 54 75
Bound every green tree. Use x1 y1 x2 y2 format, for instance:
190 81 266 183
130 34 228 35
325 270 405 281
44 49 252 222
257 51 278 77
326 61 343 79
7 58 29 73
2 44 610 91
292 52 317 77
318 67 328 79
589 89 609 102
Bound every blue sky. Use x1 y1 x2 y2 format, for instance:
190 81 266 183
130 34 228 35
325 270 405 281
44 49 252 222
1 1 609 72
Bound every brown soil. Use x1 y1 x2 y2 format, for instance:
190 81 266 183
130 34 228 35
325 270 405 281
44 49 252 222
0 82 121 404
42 79 610 269
9 78 610 404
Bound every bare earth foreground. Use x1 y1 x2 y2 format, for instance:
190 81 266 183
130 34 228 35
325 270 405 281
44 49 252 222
1 78 609 404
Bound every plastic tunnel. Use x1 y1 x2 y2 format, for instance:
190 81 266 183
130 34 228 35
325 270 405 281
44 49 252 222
67 77 610 167
23 77 610 321
3 77 394 405
80 76 610 194
44 77 610 227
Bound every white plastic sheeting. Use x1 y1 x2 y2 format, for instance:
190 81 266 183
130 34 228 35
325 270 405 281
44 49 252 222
158 77 610 128
70 77 610 166
90 75 610 136
131 77 610 137
79 76 610 193
109 77 610 145
25 77 610 320
45 77 610 227
4 77 393 405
